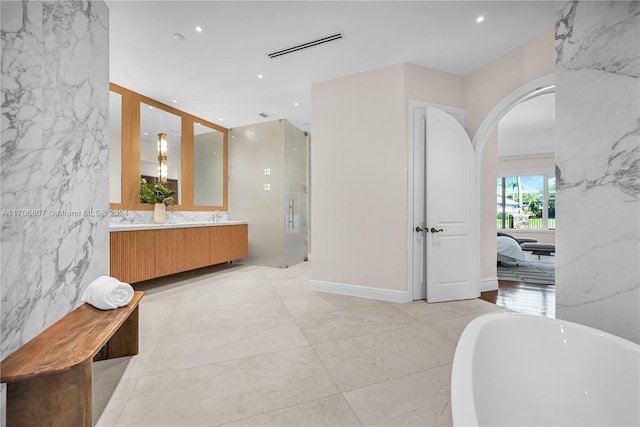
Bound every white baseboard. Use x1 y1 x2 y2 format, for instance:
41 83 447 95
480 277 499 292
310 280 412 303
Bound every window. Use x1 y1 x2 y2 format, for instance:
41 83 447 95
497 172 555 230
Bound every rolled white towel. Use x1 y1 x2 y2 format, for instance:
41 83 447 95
82 276 134 310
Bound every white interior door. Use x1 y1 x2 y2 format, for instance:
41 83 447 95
411 106 428 300
411 104 477 302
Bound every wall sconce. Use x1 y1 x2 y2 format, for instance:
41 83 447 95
157 132 168 183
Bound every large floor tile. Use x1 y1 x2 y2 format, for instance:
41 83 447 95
391 300 462 324
314 324 456 392
95 263 512 427
139 295 181 342
271 278 314 300
177 284 282 311
264 262 311 280
93 357 138 386
280 292 336 315
94 377 139 427
132 264 245 299
448 298 508 316
170 298 293 330
143 318 309 375
429 314 485 341
296 304 420 345
344 365 452 427
219 394 361 427
116 347 339 426
318 292 390 312
281 291 386 318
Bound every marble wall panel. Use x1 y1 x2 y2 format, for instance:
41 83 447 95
555 1 639 343
1 0 109 361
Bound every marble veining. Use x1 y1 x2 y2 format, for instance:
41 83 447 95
555 0 640 343
556 1 639 78
555 1 640 199
1 0 109 358
108 209 229 225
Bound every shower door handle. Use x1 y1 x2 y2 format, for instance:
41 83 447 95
289 200 294 230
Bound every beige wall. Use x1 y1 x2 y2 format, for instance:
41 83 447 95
404 63 464 107
480 128 499 284
311 28 555 298
311 63 464 295
311 64 408 291
465 27 555 282
464 28 555 139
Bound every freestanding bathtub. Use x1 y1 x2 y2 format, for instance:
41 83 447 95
451 312 640 426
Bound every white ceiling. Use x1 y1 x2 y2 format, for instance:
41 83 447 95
498 93 555 159
499 93 555 133
107 1 555 133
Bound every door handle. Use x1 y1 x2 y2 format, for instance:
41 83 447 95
415 226 426 232
430 227 443 233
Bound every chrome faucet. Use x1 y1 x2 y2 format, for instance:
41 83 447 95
213 210 221 222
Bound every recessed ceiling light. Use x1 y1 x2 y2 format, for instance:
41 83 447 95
294 102 299 106
195 26 203 32
476 16 485 23
219 118 223 121
173 33 185 41
257 74 263 79
172 99 177 103
144 132 148 135
148 106 153 109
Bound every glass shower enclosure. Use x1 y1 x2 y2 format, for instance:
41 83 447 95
228 119 309 268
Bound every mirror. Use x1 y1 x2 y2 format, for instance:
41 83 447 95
193 123 224 206
108 84 229 211
140 103 182 204
109 91 122 204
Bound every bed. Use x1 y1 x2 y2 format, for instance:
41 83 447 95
497 233 526 265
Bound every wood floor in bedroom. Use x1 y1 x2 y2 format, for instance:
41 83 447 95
480 280 555 318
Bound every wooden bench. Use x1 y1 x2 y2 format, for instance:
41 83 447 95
0 291 144 427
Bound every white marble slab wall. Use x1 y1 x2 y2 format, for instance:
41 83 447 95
555 1 639 343
1 0 109 364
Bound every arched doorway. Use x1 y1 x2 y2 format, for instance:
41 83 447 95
472 74 555 300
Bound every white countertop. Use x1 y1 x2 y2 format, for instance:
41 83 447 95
109 221 246 232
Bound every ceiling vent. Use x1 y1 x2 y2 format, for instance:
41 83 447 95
259 113 269 118
268 33 344 59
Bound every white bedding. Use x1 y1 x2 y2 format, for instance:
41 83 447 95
497 235 526 263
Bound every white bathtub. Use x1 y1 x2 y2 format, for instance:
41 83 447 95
451 312 640 426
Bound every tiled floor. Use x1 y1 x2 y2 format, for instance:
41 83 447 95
93 262 509 427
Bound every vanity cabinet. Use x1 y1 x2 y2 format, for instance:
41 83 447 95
156 228 185 278
110 224 248 283
208 226 231 266
110 230 157 283
229 224 248 260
